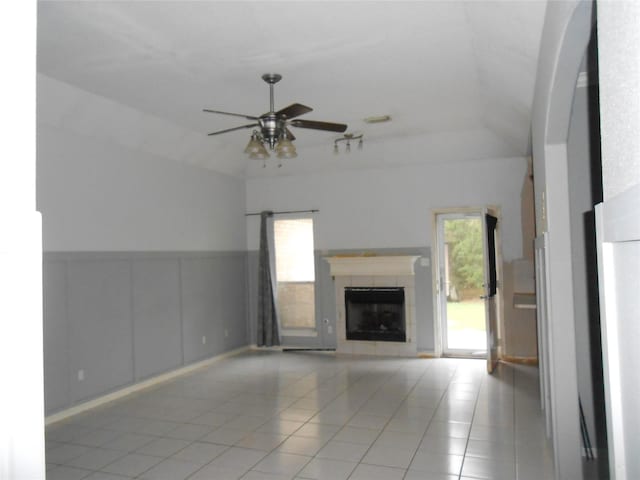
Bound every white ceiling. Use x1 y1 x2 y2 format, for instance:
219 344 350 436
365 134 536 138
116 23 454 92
37 1 547 177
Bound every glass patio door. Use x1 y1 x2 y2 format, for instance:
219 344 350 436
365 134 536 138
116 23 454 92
436 213 488 356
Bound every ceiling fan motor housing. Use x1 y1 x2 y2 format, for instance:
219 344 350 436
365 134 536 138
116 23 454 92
259 114 286 149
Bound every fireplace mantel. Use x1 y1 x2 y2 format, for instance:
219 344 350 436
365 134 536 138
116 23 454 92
325 255 419 277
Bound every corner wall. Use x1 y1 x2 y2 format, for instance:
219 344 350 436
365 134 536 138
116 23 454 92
38 84 249 415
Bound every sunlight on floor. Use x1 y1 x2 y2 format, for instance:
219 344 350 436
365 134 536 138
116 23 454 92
447 300 487 351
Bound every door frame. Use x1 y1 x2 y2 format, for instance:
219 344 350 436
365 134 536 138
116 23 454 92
483 207 502 373
431 207 504 359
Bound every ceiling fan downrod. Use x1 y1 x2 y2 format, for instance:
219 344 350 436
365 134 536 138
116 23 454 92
262 73 282 114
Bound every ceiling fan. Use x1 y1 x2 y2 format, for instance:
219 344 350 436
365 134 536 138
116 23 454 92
204 73 347 159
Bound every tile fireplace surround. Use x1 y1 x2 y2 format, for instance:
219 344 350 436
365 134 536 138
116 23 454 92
326 255 420 357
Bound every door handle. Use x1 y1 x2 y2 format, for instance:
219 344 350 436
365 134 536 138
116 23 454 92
480 295 488 299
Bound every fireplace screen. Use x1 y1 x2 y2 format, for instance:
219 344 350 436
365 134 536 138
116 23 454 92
345 287 406 342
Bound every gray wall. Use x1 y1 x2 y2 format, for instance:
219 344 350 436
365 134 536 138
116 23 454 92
37 123 247 252
43 251 247 415
38 88 251 415
246 248 434 352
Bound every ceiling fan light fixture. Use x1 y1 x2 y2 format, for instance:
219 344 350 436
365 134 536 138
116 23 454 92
277 150 297 160
275 130 297 159
248 149 269 160
276 141 297 159
275 138 295 154
244 131 265 154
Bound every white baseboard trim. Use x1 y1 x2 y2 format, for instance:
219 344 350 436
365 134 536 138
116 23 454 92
45 346 250 426
249 345 332 352
417 350 438 358
250 345 439 358
249 344 284 351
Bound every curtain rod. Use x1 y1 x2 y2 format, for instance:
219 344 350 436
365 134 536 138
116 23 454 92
245 209 319 217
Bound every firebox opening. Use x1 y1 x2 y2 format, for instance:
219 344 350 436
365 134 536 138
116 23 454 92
345 287 406 342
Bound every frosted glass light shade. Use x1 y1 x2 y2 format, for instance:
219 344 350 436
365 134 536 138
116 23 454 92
275 137 297 158
249 150 269 160
245 132 270 158
244 137 263 154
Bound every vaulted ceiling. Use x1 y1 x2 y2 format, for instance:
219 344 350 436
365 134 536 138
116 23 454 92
37 1 547 177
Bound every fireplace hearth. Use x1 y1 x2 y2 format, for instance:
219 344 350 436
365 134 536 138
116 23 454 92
345 287 406 342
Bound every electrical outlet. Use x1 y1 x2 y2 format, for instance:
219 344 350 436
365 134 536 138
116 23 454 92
224 329 229 338
202 336 206 344
78 369 84 381
327 325 333 334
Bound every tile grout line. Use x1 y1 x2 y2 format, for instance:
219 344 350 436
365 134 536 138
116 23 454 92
457 362 489 480
264 358 414 479
400 359 462 480
512 365 518 480
181 355 371 480
344 359 433 478
336 359 417 479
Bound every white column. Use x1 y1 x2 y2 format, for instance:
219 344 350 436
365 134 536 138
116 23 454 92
0 2 45 479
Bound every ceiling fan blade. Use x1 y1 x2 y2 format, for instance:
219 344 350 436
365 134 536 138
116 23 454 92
207 123 259 136
276 103 313 119
203 109 259 120
285 128 296 141
290 119 348 133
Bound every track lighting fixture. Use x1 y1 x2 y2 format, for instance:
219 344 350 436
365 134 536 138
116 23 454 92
333 133 363 154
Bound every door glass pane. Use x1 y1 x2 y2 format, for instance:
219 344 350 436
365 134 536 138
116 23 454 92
274 218 315 329
443 217 487 351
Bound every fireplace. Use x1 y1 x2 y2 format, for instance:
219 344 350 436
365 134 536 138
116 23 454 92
345 287 406 342
326 255 419 356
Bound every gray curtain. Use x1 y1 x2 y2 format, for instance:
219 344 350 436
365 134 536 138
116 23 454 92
257 211 280 346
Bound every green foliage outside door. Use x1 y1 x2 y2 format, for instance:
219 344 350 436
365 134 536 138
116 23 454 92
445 218 484 299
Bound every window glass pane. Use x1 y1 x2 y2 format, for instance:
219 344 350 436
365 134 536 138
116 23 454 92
277 283 315 328
274 218 315 329
274 218 315 282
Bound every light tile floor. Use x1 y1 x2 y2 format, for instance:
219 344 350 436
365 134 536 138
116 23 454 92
46 351 555 480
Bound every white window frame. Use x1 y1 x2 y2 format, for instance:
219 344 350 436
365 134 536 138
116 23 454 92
272 214 318 337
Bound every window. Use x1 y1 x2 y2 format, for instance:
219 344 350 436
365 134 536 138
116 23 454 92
273 218 316 330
